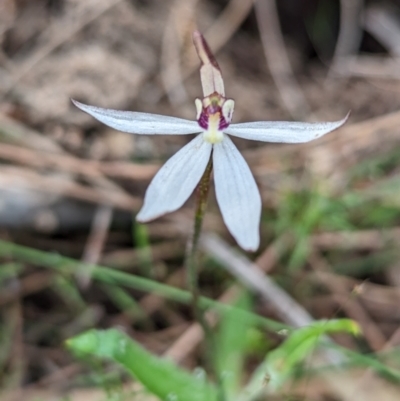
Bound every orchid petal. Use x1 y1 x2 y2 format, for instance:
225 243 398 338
225 113 349 143
137 135 212 222
213 135 261 251
72 100 200 135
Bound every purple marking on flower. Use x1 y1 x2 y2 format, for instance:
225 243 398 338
219 116 229 130
197 93 233 132
198 112 209 130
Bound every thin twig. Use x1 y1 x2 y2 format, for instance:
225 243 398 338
0 141 158 182
364 4 400 57
204 0 254 56
200 234 399 401
164 236 286 363
201 233 315 327
153 0 253 103
309 250 387 351
1 0 126 97
328 0 364 79
254 0 311 118
161 0 198 105
0 165 141 211
311 227 400 251
78 204 114 288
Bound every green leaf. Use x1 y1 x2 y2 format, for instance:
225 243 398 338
67 328 218 401
242 319 360 396
265 319 359 389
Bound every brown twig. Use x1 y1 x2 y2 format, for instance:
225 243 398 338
328 0 364 79
311 227 400 251
161 0 198 106
153 0 253 104
0 165 141 211
0 271 54 307
254 0 310 118
0 142 158 181
163 235 286 362
101 240 184 269
1 0 127 97
78 205 113 288
364 4 400 57
309 250 387 351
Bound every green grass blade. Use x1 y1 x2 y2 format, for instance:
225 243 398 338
0 239 286 333
216 293 252 398
242 319 359 396
67 328 218 401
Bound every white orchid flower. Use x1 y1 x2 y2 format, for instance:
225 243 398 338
73 31 348 251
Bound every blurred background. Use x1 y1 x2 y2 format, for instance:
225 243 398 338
2 0 400 400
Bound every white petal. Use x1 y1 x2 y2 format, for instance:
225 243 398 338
225 113 349 143
213 135 261 251
137 135 212 222
72 100 200 135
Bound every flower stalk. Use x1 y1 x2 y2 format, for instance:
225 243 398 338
185 155 220 378
186 155 213 303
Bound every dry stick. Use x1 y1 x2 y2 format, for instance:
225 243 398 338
0 114 145 213
4 294 24 390
328 0 364 79
0 141 158 181
101 240 184 269
309 251 387 351
154 0 253 104
140 268 185 316
200 234 399 401
387 260 400 288
353 325 400 397
254 0 311 119
333 55 400 79
164 235 285 362
161 0 199 106
364 4 400 57
1 0 126 97
78 204 113 288
308 272 400 325
0 272 54 307
311 227 400 251
201 233 316 327
204 0 254 55
354 233 400 388
0 114 63 151
163 286 238 362
349 324 400 401
0 165 140 212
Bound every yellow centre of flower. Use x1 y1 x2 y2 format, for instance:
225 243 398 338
203 113 224 144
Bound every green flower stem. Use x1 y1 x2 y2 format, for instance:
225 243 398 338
185 156 226 401
186 156 213 317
